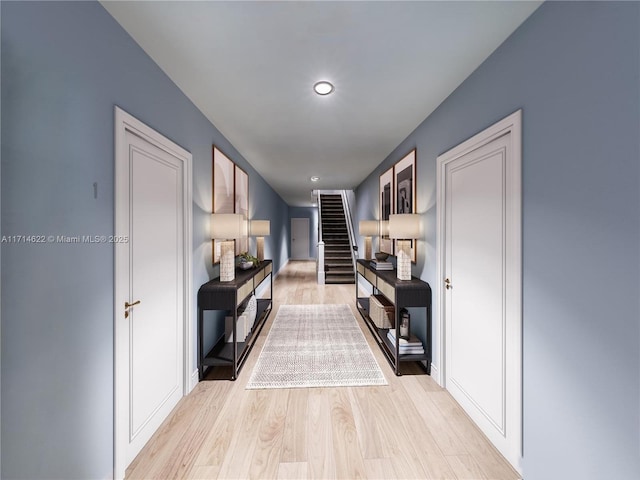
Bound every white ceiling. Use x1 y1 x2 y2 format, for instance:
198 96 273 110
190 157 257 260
102 1 541 206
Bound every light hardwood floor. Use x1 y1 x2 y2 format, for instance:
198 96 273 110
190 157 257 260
126 261 520 480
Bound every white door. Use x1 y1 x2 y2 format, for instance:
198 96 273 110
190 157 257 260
114 108 192 479
437 111 522 472
291 217 310 259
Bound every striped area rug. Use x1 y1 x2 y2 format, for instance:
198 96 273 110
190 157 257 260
246 304 387 389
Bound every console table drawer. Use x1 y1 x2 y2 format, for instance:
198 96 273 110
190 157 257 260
364 269 377 287
237 280 254 306
264 263 272 276
377 278 395 302
253 268 265 288
357 263 365 276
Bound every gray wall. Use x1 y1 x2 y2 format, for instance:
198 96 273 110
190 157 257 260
289 206 319 259
1 2 289 479
355 2 639 478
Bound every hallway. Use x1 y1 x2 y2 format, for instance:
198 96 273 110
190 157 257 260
126 261 519 480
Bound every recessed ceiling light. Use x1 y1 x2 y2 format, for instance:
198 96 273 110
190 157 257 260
313 81 334 96
310 176 320 182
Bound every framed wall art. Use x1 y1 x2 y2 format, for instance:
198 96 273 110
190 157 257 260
394 148 417 262
379 165 394 255
213 146 235 263
212 146 250 263
234 165 249 255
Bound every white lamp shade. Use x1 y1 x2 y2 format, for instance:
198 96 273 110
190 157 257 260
250 220 270 237
211 213 243 240
359 220 378 236
389 214 420 239
380 220 389 236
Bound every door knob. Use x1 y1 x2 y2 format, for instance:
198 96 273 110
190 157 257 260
445 278 452 290
124 300 141 318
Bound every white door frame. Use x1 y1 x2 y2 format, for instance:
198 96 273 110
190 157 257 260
114 106 193 479
435 110 522 470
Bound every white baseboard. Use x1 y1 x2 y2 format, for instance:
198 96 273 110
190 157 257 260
190 369 199 391
273 259 288 280
429 363 442 386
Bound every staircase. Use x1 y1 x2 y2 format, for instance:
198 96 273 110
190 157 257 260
320 194 355 284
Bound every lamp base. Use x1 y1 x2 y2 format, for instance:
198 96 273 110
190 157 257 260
256 236 265 262
220 240 235 282
396 240 411 281
364 237 372 260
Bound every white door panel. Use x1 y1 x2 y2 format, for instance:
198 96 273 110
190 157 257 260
291 217 309 259
128 139 183 447
115 107 192 479
438 110 522 472
447 139 508 432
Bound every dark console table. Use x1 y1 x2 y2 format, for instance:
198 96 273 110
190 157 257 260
355 259 432 375
197 260 273 380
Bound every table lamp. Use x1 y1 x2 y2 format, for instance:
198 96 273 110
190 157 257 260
359 220 378 260
211 213 243 281
389 214 420 280
249 219 270 262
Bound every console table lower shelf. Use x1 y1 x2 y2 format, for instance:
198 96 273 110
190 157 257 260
197 260 273 381
200 299 271 376
357 297 431 374
355 259 432 376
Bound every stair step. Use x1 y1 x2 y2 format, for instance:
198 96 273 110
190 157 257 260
325 275 355 285
326 265 354 272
